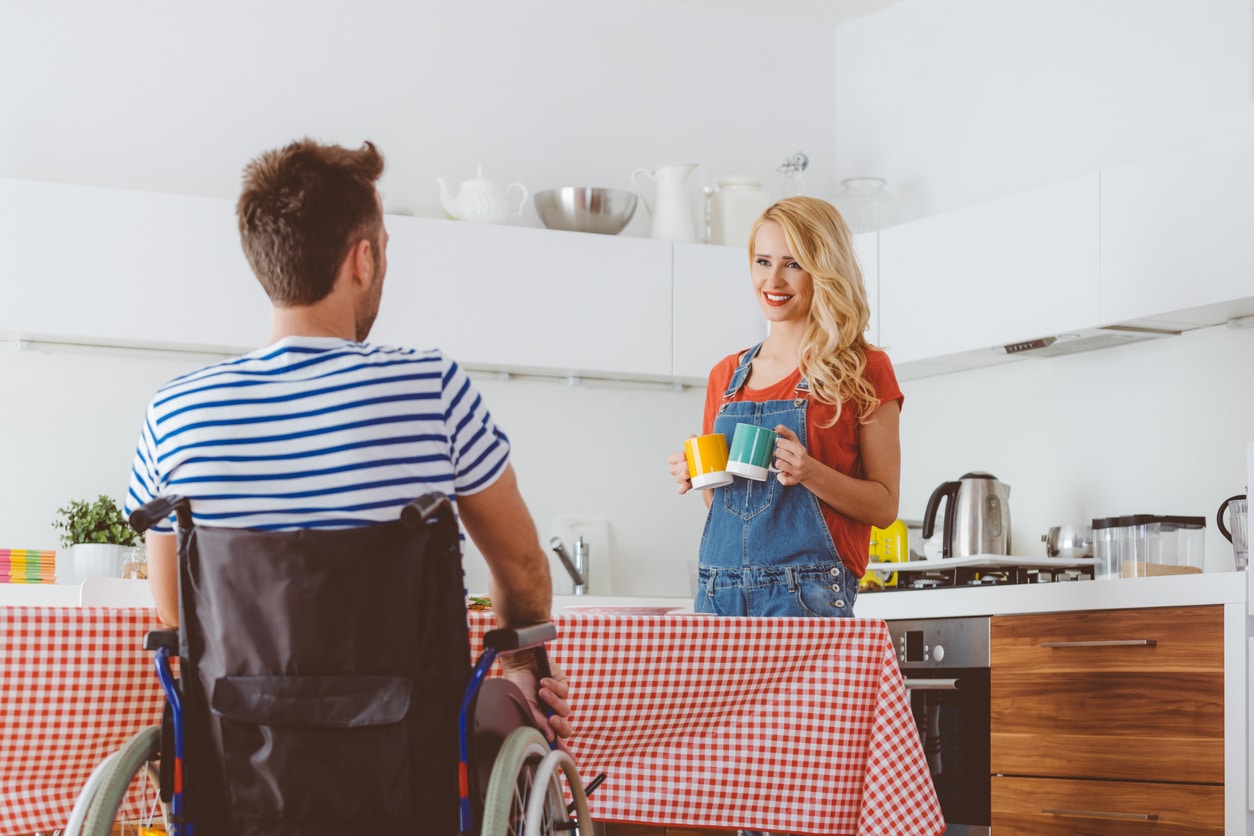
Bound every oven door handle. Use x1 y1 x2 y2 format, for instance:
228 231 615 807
901 677 960 691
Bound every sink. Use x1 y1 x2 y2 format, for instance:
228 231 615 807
551 594 693 613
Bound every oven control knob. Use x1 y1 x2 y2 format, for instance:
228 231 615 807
933 644 945 662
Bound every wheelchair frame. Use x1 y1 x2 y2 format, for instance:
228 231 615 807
64 493 592 836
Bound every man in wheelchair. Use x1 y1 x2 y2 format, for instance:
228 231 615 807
83 138 581 834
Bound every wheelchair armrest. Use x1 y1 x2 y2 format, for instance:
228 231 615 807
483 622 557 652
144 629 179 653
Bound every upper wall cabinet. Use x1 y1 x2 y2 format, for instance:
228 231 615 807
672 242 762 381
373 216 674 379
1100 134 1254 327
855 231 880 347
877 174 1101 364
0 179 270 351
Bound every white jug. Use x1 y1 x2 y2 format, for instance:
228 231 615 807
631 163 698 242
707 176 774 246
435 165 527 224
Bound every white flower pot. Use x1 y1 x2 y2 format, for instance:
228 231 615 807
72 543 129 583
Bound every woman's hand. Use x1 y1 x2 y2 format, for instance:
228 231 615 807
771 425 815 487
501 656 574 743
667 437 696 495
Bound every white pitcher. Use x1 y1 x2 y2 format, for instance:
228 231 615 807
631 163 698 242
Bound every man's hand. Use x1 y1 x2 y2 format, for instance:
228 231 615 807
500 656 573 743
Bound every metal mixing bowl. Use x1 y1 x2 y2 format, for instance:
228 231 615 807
534 187 638 235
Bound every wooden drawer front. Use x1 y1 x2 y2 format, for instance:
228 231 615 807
991 606 1223 675
992 775 1224 835
991 606 1223 782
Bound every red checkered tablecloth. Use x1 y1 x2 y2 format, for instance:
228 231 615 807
1 606 942 836
1 606 166 836
470 612 944 836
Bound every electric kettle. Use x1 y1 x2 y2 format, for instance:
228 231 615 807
921 472 1012 558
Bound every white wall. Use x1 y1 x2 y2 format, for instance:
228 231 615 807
835 0 1254 222
0 0 841 228
831 0 1254 571
897 324 1254 572
0 340 708 596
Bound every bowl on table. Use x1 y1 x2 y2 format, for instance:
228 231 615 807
534 187 638 235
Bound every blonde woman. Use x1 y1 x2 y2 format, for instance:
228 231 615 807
668 196 902 618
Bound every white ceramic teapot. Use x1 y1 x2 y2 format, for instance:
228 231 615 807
435 165 527 224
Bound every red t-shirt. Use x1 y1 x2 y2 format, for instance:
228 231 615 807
702 347 903 578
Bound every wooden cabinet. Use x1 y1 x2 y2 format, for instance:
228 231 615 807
877 174 1100 363
602 825 736 836
1100 134 1254 327
990 606 1224 834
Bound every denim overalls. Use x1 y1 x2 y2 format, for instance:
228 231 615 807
695 343 857 618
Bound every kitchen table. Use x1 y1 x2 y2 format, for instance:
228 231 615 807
470 611 944 836
0 606 942 836
0 606 165 836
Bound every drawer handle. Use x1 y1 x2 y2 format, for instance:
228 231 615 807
1039 639 1157 648
1042 807 1158 821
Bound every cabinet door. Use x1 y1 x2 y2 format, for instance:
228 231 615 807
1101 134 1254 326
671 242 764 381
0 178 269 351
991 606 1223 784
855 231 879 347
373 217 674 379
877 174 1100 363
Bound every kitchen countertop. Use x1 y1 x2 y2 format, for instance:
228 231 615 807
852 570 1247 620
5 574 1246 618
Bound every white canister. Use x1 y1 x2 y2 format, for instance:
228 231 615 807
708 176 774 247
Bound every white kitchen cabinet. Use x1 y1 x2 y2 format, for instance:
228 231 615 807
1101 134 1254 327
671 232 879 383
855 231 880 346
373 216 674 379
0 178 269 352
671 242 762 381
877 174 1101 363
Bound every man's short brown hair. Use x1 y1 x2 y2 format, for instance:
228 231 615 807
236 139 385 305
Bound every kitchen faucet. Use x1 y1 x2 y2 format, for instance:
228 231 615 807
549 536 589 596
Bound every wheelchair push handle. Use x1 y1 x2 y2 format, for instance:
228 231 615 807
129 495 192 533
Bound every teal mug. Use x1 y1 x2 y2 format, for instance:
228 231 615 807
726 423 779 481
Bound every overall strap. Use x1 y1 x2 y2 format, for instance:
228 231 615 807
722 342 811 401
722 343 762 399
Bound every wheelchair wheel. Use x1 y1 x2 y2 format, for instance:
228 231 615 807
480 726 592 836
74 725 165 836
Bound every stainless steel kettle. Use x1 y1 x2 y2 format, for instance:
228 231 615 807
921 472 1012 558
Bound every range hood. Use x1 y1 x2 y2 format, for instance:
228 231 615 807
1000 324 1181 358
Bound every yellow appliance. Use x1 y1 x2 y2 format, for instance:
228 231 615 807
861 519 908 590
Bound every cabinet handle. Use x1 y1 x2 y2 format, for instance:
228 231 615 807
1042 807 1158 821
1038 639 1157 648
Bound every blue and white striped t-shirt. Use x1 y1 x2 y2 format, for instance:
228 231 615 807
124 337 510 533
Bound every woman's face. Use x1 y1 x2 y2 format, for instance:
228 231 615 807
751 220 813 326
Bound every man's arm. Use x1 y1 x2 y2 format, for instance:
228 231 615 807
456 463 551 627
146 531 179 627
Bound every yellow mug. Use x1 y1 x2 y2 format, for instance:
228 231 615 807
685 433 733 490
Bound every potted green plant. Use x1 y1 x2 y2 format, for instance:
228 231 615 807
53 494 141 584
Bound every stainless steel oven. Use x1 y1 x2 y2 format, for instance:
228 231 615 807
888 617 990 836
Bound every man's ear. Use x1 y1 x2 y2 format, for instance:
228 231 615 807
350 238 375 285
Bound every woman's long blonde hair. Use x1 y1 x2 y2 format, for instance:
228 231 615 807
748 196 879 425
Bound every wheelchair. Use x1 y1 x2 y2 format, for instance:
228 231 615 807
63 492 592 836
